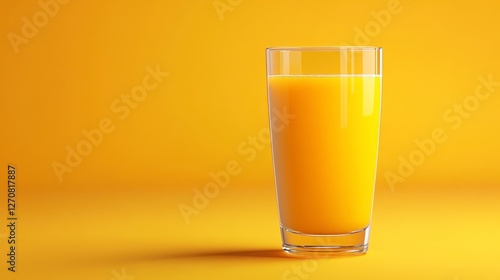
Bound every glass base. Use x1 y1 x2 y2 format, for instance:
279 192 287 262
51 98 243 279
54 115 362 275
281 225 370 257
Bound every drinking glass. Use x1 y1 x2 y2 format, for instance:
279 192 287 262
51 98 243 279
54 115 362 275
266 46 382 255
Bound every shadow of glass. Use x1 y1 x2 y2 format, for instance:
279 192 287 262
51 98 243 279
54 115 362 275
117 248 364 264
72 247 364 266
133 249 290 262
179 249 288 258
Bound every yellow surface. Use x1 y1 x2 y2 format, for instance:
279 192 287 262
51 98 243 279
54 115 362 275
1 0 500 279
4 187 500 279
269 75 381 234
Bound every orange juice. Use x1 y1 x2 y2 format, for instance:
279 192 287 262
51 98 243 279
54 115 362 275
268 74 381 235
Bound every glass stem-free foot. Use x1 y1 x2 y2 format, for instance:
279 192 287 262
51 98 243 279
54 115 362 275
281 225 370 257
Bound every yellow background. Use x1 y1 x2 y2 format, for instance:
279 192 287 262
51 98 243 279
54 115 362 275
1 0 500 279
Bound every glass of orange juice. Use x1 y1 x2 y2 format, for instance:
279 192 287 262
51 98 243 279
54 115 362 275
266 47 382 255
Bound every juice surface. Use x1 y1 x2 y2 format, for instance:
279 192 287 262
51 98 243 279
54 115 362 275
268 75 381 234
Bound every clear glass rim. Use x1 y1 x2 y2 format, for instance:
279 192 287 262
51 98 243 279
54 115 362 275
267 46 382 51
